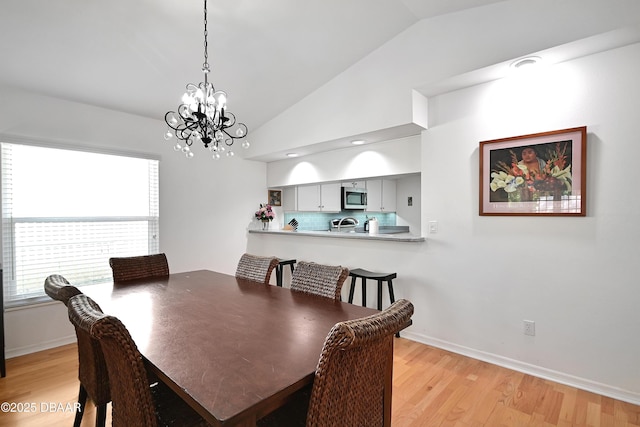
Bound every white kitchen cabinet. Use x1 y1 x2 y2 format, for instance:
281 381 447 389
341 180 366 189
282 187 297 211
297 183 341 212
366 179 397 212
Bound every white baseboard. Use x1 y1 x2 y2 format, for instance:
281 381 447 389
5 335 76 359
401 331 640 406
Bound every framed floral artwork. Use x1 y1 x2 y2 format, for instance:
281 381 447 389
268 189 282 206
479 126 587 216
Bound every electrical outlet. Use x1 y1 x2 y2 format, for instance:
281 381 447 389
523 320 535 336
407 196 413 206
428 221 438 234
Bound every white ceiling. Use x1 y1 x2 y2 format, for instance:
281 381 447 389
1 0 638 161
0 0 504 129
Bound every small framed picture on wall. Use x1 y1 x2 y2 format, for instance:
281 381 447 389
479 126 587 216
268 189 282 206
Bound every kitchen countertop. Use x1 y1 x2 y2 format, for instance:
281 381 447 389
248 228 425 242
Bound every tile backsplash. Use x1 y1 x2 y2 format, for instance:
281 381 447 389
283 211 396 231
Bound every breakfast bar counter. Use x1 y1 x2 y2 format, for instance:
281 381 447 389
248 228 425 242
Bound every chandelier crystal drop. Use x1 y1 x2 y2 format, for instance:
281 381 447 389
163 0 249 159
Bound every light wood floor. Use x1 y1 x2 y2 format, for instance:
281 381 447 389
1 339 639 426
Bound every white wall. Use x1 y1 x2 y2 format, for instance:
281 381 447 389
248 44 640 404
266 135 421 187
419 42 640 402
0 85 267 356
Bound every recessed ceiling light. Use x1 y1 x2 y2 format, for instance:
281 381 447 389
286 153 298 158
351 140 365 145
510 56 542 70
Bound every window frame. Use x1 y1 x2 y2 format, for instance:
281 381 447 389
1 137 160 308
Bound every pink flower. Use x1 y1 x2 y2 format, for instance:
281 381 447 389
254 203 275 221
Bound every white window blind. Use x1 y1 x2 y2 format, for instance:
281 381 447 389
1 142 160 307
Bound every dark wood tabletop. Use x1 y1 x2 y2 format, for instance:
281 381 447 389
82 270 379 426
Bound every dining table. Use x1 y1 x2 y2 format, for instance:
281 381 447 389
81 269 398 426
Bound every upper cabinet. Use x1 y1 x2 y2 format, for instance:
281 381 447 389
341 180 366 189
282 187 297 211
297 183 341 212
366 179 397 212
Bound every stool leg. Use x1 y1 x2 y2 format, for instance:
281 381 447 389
377 280 383 311
387 279 396 304
361 277 367 307
348 277 355 303
276 266 282 287
387 279 400 337
289 263 295 275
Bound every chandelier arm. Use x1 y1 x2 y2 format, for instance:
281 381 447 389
219 123 248 146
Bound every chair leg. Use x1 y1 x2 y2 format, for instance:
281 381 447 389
377 280 383 311
73 384 88 427
276 265 282 287
95 403 107 427
361 278 367 307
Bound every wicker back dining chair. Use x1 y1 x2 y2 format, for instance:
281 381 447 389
289 261 349 300
258 298 414 427
109 253 169 284
44 274 110 427
235 253 279 284
67 293 211 427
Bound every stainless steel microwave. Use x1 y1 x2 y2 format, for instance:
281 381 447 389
342 187 367 210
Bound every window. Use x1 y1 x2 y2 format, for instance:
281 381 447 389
1 141 159 307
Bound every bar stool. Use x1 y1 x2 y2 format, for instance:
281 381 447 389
348 268 399 336
276 259 296 287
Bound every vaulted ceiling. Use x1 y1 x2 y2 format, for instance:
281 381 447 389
0 0 517 131
1 0 638 160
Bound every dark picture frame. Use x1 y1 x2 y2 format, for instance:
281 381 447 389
479 126 587 216
268 189 282 206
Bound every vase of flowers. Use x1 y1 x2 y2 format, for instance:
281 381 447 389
255 204 275 230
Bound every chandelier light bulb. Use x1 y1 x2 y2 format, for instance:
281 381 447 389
214 91 227 108
241 141 250 149
213 152 221 160
164 130 173 140
226 150 234 157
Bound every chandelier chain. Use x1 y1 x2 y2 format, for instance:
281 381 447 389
203 0 209 74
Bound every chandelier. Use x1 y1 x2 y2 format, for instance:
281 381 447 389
163 0 249 159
